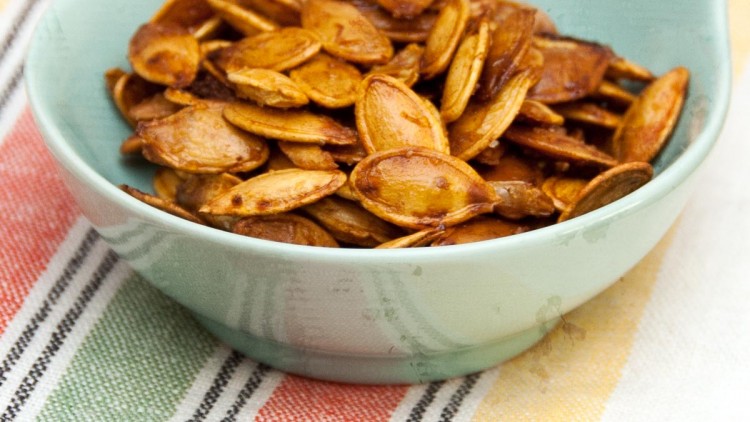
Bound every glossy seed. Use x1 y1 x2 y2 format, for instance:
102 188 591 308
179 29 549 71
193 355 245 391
303 196 403 247
368 43 423 88
349 146 497 229
480 153 544 185
612 67 690 163
176 172 243 212
595 80 637 105
112 72 163 127
206 0 279 35
216 27 321 73
278 141 338 170
128 22 200 88
289 53 363 108
224 101 358 145
420 0 470 79
431 216 528 246
150 0 216 34
503 125 618 168
232 213 339 247
356 74 449 154
201 168 346 216
376 0 434 18
607 56 655 82
128 92 183 122
527 35 615 104
448 70 534 161
301 0 393 65
120 184 205 224
227 68 309 108
554 102 622 129
354 0 437 43
153 167 186 201
558 162 653 222
138 101 269 173
120 134 144 155
440 18 490 123
476 2 536 100
517 100 565 126
235 0 302 26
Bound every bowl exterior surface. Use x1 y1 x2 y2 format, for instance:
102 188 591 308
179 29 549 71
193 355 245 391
26 0 730 383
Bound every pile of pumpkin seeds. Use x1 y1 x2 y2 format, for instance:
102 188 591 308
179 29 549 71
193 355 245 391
108 0 689 248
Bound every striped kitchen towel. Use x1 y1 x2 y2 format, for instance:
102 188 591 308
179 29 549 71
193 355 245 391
2 0 750 420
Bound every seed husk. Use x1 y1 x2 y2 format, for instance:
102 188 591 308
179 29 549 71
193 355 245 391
128 22 200 88
201 168 346 216
232 213 339 247
440 18 490 123
138 101 270 173
216 27 321 73
558 161 653 222
448 70 534 161
350 146 497 229
223 101 358 145
303 196 403 247
420 0 470 79
227 68 309 108
503 125 618 168
527 35 614 104
289 53 363 109
612 67 689 163
301 0 393 65
356 74 449 154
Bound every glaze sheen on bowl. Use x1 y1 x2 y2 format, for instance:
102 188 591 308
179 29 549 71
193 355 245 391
26 0 730 383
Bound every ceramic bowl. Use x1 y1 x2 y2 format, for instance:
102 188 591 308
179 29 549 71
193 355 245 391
26 0 730 383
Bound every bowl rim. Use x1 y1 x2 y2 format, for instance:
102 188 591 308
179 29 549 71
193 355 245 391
24 0 732 263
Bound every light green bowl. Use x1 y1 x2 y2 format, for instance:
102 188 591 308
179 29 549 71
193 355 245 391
26 0 730 384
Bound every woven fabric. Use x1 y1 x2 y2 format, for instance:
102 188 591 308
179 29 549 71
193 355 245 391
2 0 750 420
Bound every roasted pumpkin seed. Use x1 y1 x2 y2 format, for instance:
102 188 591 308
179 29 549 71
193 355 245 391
206 0 278 35
375 227 446 249
554 102 622 129
420 0 470 79
289 53 363 109
541 175 589 212
120 184 205 224
354 0 437 43
367 43 423 88
128 22 200 88
303 196 403 247
216 27 321 73
489 180 554 220
431 216 528 246
227 68 309 108
278 141 338 170
232 213 339 247
517 100 565 126
503 125 618 168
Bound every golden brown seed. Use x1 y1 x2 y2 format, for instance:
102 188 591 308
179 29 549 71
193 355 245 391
334 180 359 201
105 68 127 95
607 56 655 82
232 214 339 247
235 0 302 26
176 172 242 212
376 0 434 18
112 72 163 127
265 147 298 171
163 87 203 105
558 162 653 222
368 43 423 88
595 80 637 105
349 146 497 229
356 74 449 154
440 18 490 123
201 168 346 216
473 141 507 166
289 54 363 109
206 0 279 35
303 196 403 247
488 180 555 220
153 167 187 201
278 141 338 170
448 70 534 161
128 22 200 88
375 227 446 249
325 142 369 166
554 102 622 129
421 0 470 79
120 184 205 224
227 68 309 108
431 216 528 246
527 35 615 104
216 27 321 73
480 153 544 185
120 134 144 155
138 101 270 173
354 1 437 43
223 101 358 145
301 0 393 65
476 2 535 100
503 125 618 168
612 67 690 163
517 100 565 126
541 176 589 212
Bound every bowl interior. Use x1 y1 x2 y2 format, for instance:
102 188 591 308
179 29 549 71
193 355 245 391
26 0 731 248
